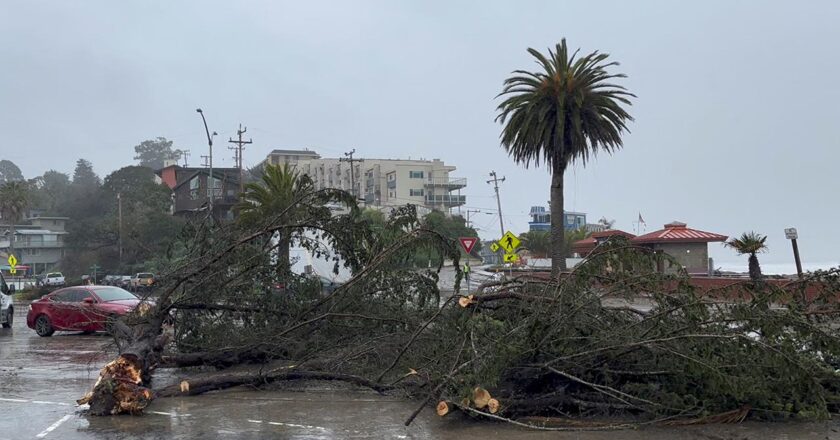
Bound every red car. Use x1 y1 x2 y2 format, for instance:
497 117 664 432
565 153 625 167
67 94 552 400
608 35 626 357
26 286 148 337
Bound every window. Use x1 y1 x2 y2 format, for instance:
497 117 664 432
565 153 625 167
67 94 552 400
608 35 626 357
409 171 424 179
189 176 200 200
387 173 395 181
566 214 575 224
207 176 221 198
389 191 396 198
409 189 424 197
93 287 137 302
27 248 41 256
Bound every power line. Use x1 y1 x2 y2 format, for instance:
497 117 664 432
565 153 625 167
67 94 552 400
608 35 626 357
338 149 364 200
228 124 253 195
486 171 506 237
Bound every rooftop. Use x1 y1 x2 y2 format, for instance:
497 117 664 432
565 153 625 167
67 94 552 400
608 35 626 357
632 222 727 244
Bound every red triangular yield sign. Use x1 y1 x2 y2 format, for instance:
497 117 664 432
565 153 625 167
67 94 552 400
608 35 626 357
459 237 478 254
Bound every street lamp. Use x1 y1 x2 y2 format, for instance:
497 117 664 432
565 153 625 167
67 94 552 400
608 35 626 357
196 108 218 215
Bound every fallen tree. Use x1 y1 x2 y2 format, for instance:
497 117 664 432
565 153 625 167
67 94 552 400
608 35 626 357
79 200 840 427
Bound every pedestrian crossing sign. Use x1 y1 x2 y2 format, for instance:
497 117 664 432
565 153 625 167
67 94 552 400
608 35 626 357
490 242 500 253
499 231 521 253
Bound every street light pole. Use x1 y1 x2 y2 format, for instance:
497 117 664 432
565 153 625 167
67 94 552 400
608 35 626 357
118 192 123 265
196 108 217 217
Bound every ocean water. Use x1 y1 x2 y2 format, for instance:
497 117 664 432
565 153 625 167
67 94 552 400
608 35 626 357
716 261 839 276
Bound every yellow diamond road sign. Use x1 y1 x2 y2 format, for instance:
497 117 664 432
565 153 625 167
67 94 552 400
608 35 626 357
489 242 500 253
8 254 17 274
503 253 519 263
499 231 521 253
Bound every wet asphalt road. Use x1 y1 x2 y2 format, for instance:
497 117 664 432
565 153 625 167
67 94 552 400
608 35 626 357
4 304 840 439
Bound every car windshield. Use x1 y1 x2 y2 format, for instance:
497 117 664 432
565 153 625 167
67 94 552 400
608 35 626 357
47 273 62 278
138 273 153 278
93 287 138 302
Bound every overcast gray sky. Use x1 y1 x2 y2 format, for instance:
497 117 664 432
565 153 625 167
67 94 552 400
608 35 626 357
2 1 838 270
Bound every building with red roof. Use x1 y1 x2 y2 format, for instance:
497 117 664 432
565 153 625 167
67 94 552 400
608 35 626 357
571 221 727 276
632 222 727 275
571 230 636 256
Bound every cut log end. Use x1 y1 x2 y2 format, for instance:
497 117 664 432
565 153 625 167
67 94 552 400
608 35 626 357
436 401 450 416
473 387 491 409
487 398 500 414
458 297 473 308
179 381 190 393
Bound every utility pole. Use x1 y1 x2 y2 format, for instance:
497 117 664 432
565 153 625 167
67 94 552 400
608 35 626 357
118 193 123 266
181 150 190 167
487 171 506 237
196 109 217 216
465 209 482 229
228 124 252 195
339 149 364 200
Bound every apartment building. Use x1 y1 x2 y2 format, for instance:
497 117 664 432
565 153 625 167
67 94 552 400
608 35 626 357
257 149 467 212
0 217 68 274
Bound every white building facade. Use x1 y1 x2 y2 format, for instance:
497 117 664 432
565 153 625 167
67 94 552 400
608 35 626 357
258 149 467 213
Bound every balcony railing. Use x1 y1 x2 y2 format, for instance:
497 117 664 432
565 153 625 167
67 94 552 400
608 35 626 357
425 194 466 205
12 241 64 248
424 177 467 189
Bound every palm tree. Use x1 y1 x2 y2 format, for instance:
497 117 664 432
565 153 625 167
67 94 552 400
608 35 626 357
237 164 316 271
519 230 551 258
726 232 768 282
564 227 591 257
496 39 634 276
0 181 31 259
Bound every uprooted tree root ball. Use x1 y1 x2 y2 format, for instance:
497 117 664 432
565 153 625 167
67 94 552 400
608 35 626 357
80 200 840 429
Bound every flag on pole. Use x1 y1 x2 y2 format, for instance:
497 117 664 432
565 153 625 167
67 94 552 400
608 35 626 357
638 213 645 224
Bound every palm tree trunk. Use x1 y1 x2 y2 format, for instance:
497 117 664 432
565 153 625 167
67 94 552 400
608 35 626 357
748 253 762 282
277 232 291 273
550 164 567 277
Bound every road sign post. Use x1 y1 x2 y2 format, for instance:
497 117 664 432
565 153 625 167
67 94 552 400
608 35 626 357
495 231 521 277
7 254 17 275
784 228 803 279
458 238 478 293
90 264 102 285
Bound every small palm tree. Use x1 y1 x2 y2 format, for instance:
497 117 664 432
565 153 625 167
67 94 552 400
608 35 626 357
726 232 768 282
237 164 316 271
519 230 551 258
564 227 591 257
0 181 30 258
497 39 634 276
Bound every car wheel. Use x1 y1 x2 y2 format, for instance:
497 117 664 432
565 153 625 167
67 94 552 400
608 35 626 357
2 308 12 328
35 315 54 337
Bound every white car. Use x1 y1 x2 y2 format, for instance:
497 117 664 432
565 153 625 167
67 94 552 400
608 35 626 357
0 272 14 328
44 272 65 287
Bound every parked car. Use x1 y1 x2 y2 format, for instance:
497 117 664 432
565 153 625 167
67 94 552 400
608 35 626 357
102 275 119 286
130 273 155 292
119 275 132 289
26 286 149 337
43 272 65 287
0 272 15 328
34 274 46 287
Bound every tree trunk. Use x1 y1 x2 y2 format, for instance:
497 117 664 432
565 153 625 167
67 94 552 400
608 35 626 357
277 232 291 273
550 164 567 277
748 254 762 282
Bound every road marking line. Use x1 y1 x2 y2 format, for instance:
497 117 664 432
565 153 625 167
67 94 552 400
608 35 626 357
0 398 28 403
32 400 71 406
36 414 72 438
247 419 263 423
267 421 327 430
